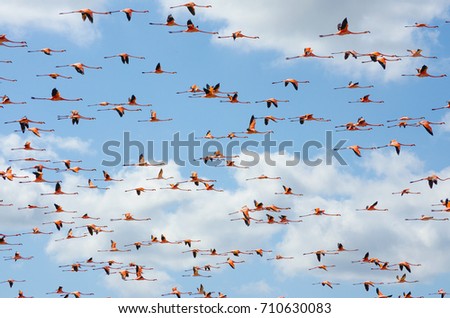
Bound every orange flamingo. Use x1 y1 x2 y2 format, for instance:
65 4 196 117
397 49 437 59
246 174 281 181
356 201 388 212
11 141 45 152
361 54 401 69
331 50 361 59
104 52 145 64
77 179 110 190
387 274 418 284
355 117 383 128
319 17 370 37
56 62 102 75
410 174 449 188
0 95 26 105
126 94 152 106
27 48 66 55
234 115 273 135
405 215 449 221
0 279 26 288
15 127 55 138
353 281 384 292
255 98 289 108
31 88 82 102
300 208 341 217
41 182 78 196
196 182 224 192
64 291 94 298
348 94 384 104
331 243 359 253
376 139 415 155
432 101 450 111
277 215 302 224
36 73 72 79
275 185 303 196
272 78 309 91
429 289 447 298
138 110 173 122
17 290 32 298
0 34 27 47
267 255 294 261
313 281 339 289
149 14 184 27
55 228 87 242
289 113 330 124
109 8 149 21
176 84 203 94
142 62 177 74
76 224 112 236
414 119 445 135
98 240 131 253
387 115 425 122
3 252 33 262
124 187 156 195
94 170 124 182
389 261 421 273
57 165 96 173
53 159 82 170
169 2 212 16
351 252 382 265
402 65 446 78
146 168 174 180
17 204 48 211
0 236 22 246
308 264 336 271
392 188 421 196
111 212 151 222
169 19 218 35
334 81 374 89
123 153 165 166
218 30 259 40
41 220 74 231
371 262 397 271
196 130 226 140
162 287 192 298
8 157 50 163
286 47 334 59
5 116 45 133
160 183 191 191
405 22 438 28
123 242 152 251
59 9 111 23
0 166 28 181
334 145 379 157
217 257 245 269
387 121 418 129
182 267 212 278
97 105 142 117
376 288 392 298
72 213 100 220
220 93 251 104
57 110 95 124
44 204 77 215
303 250 339 262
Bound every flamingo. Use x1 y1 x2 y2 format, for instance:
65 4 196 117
0 76 16 82
313 281 339 289
376 288 392 298
218 30 259 40
142 62 177 74
319 17 370 37
371 262 397 271
146 168 174 180
387 121 418 129
57 165 96 173
123 153 165 166
176 84 203 94
182 267 212 278
5 116 45 133
31 88 82 102
353 281 384 292
0 95 26 105
35 73 72 79
77 179 109 190
414 119 445 135
53 159 82 169
299 208 341 217
0 167 28 181
255 98 289 108
138 110 173 122
94 170 124 182
126 94 152 106
104 52 145 64
275 185 303 196
386 115 425 123
169 2 212 16
64 291 95 298
362 55 401 69
376 139 415 155
349 94 384 104
410 174 449 189
196 130 226 140
387 274 419 284
405 22 438 28
3 252 33 262
8 157 50 163
351 252 382 265
432 101 450 111
11 141 45 152
216 258 245 269
54 228 87 242
356 201 388 212
149 14 184 27
15 127 55 138
219 93 251 104
286 47 334 59
0 236 22 246
0 34 27 47
246 174 281 181
111 212 151 222
334 145 379 157
97 105 142 117
405 215 449 221
98 240 131 253
331 50 361 59
334 81 374 89
27 48 66 55
289 114 330 124
0 279 26 288
196 182 224 192
234 115 273 135
43 204 77 215
332 243 359 253
402 65 446 78
267 255 294 261
308 265 336 271
161 287 192 298
303 250 339 262
77 224 112 236
124 187 156 195
272 78 309 91
72 213 100 220
57 110 95 124
277 215 303 224
17 290 33 298
392 188 421 196
59 9 111 23
41 220 74 231
389 261 421 273
169 19 218 35
17 204 48 211
397 49 437 59
56 62 102 75
429 289 447 298
40 182 78 196
109 8 149 21
160 183 191 191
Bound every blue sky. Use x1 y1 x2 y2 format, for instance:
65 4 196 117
1 0 450 298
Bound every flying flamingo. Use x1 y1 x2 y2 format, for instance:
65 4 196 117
371 262 398 271
123 241 152 250
255 98 289 108
303 250 339 262
110 212 151 222
348 94 384 104
169 19 218 35
217 258 245 269
0 34 27 47
351 252 382 265
246 174 281 181
72 213 100 220
387 274 419 284
41 182 78 196
405 215 449 221
77 179 110 190
146 168 174 180
356 201 388 212
142 62 177 74
355 117 384 128
334 81 374 89
98 240 131 253
44 204 77 215
109 8 149 21
15 127 55 138
94 170 124 182
389 261 421 273
160 183 191 191
289 113 330 124
57 165 96 173
267 255 294 261
8 158 50 163
376 288 392 298
104 52 145 64
277 215 303 224
59 9 111 23
234 115 273 135
57 110 96 124
414 119 445 135
126 94 152 106
5 116 45 133
313 281 340 289
176 84 203 94
392 188 421 196
3 252 33 262
31 88 82 102
63 291 95 298
410 174 449 188
376 139 415 155
308 265 336 271
286 47 334 59
42 220 74 231
123 153 165 166
35 73 72 79
196 130 226 140
334 145 379 157
53 159 82 170
219 93 251 104
432 101 450 111
386 116 425 123
272 78 309 91
275 185 303 196
1 95 26 105
0 279 26 288
76 224 112 236
27 48 66 55
169 2 212 16
353 281 384 292
319 17 370 37
387 121 418 129
97 105 142 117
405 22 438 28
0 167 28 181
11 141 45 152
196 183 224 192
361 55 401 69
0 236 22 246
124 187 156 195
182 267 212 278
299 208 341 217
429 289 447 298
162 287 192 298
54 229 87 242
17 204 48 211
402 65 446 78
138 110 173 122
56 62 102 75
331 50 361 59
149 14 184 27
218 30 259 40
397 49 437 59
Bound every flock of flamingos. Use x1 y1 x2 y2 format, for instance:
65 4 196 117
1 3 450 299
